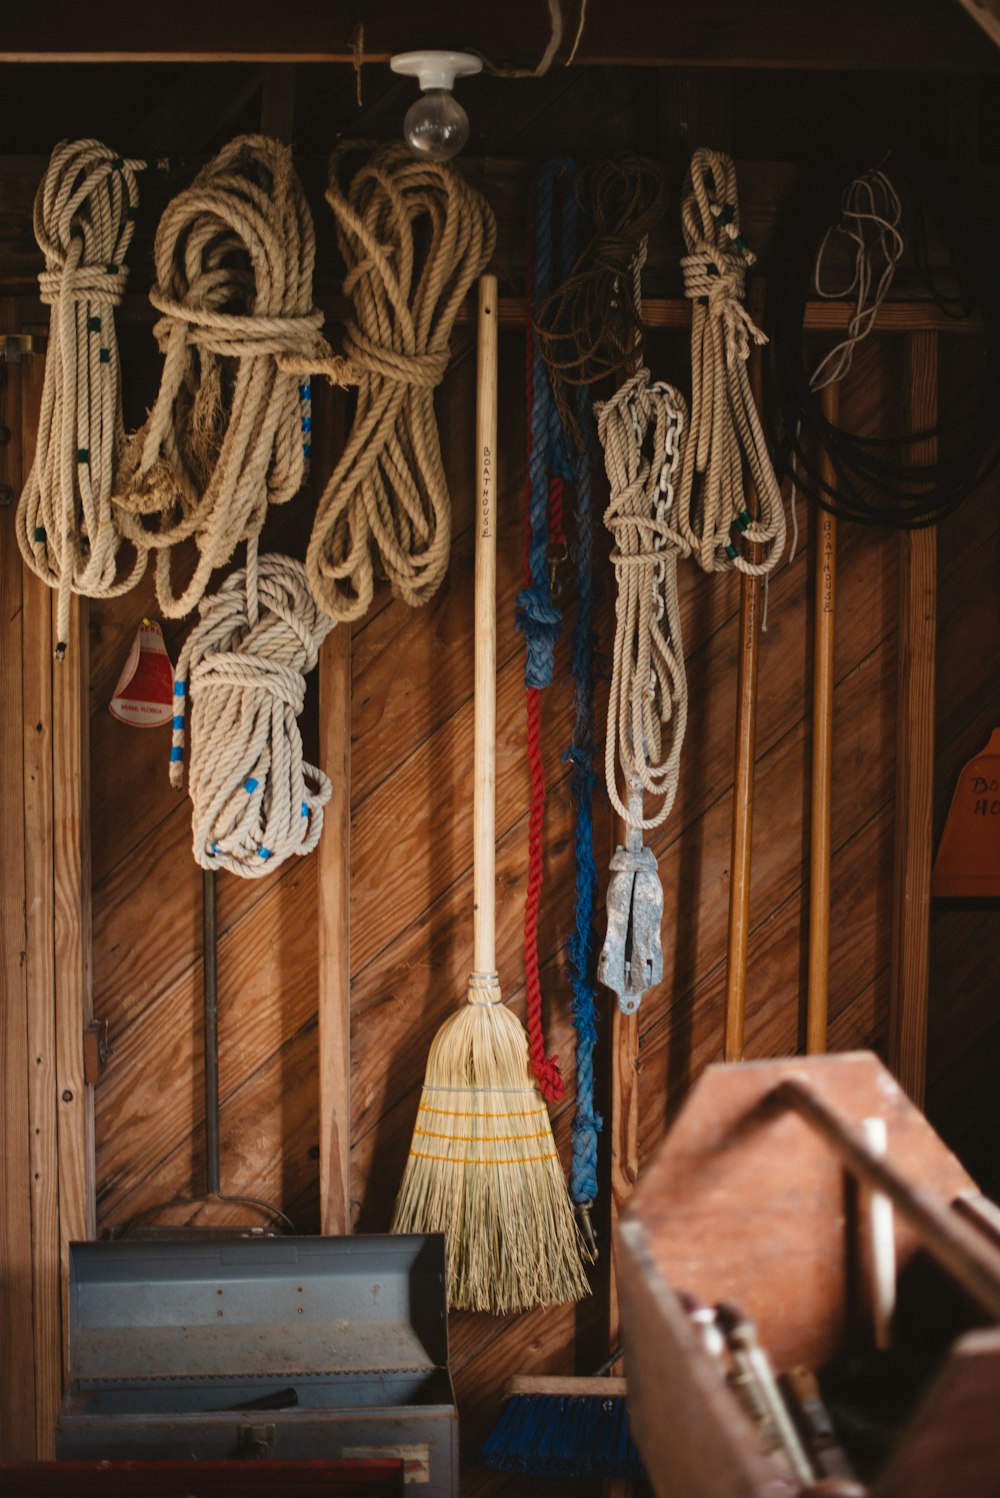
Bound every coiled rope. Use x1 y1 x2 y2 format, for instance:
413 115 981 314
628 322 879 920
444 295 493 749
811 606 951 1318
597 347 689 831
533 155 664 451
113 134 330 617
305 143 496 624
17 139 148 657
786 169 904 555
169 552 335 876
767 155 1000 529
564 384 602 1227
678 148 785 576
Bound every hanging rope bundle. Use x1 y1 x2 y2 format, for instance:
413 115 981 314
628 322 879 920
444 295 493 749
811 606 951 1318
113 134 330 617
563 380 602 1243
533 155 665 449
169 552 335 876
306 143 496 624
678 148 785 576
598 361 689 831
767 155 1000 528
17 139 148 657
519 157 579 1104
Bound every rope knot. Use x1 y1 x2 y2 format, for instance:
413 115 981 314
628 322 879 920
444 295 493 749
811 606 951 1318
341 324 450 388
39 263 129 308
515 584 561 689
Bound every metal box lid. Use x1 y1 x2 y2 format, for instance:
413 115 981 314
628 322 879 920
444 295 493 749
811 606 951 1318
67 1235 449 1387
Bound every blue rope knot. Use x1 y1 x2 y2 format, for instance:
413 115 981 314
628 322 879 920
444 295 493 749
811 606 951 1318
516 584 561 689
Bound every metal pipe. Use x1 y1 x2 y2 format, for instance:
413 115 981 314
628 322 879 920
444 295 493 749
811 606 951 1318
202 867 221 1197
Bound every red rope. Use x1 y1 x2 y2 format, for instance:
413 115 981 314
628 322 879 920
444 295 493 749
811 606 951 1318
524 684 563 1101
521 198 564 1103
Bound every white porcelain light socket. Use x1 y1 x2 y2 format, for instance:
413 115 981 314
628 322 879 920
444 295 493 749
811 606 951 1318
390 50 483 92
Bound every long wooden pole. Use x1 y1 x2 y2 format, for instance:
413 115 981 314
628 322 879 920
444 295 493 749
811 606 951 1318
473 275 499 975
806 383 839 1054
889 331 938 1106
723 335 765 1063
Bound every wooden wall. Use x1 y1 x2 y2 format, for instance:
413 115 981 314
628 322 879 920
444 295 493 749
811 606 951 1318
0 56 998 1492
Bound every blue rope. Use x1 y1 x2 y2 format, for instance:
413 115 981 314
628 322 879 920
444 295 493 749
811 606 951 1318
515 157 576 690
567 382 602 1209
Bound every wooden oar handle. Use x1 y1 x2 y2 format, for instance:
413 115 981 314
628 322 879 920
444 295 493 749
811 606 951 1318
775 1077 1000 1321
473 274 499 975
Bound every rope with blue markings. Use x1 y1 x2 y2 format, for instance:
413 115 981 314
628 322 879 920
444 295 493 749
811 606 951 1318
170 552 335 876
16 139 149 658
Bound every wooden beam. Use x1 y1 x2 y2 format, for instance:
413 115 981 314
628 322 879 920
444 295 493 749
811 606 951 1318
0 0 994 70
889 332 939 1106
110 293 986 337
0 304 37 1461
52 591 96 1371
20 348 61 1457
806 383 839 1055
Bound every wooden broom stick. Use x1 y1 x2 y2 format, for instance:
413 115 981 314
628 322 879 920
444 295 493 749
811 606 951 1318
807 382 839 1055
889 331 938 1106
473 274 498 976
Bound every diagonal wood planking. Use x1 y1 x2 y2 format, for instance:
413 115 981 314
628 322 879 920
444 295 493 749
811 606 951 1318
85 308 1000 1498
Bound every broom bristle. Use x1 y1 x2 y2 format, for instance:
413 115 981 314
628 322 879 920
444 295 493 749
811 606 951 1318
480 1391 646 1479
391 989 591 1313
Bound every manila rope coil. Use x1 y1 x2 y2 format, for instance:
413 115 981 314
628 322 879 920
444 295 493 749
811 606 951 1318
677 148 785 577
305 142 497 624
120 136 336 875
17 139 149 657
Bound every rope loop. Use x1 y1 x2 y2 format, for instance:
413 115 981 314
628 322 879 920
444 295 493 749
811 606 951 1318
306 142 496 624
16 138 148 655
113 135 330 619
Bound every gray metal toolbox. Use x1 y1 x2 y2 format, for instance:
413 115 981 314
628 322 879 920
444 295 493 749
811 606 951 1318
56 1234 458 1496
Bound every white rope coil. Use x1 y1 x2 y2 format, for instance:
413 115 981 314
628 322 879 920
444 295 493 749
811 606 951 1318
170 553 335 877
677 148 785 577
113 134 331 618
597 369 689 830
17 139 147 655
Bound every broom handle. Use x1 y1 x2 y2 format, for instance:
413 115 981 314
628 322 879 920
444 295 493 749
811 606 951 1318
807 381 839 1054
473 274 499 975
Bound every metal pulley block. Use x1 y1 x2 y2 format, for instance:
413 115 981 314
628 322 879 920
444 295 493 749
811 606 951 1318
598 784 665 1014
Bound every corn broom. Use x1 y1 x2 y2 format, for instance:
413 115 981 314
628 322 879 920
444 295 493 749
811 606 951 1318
391 274 589 1314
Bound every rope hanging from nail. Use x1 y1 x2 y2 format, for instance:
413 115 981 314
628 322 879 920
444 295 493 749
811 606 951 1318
564 386 602 1217
519 159 579 1104
170 552 335 876
17 139 148 658
766 154 1000 528
112 134 330 618
533 154 665 450
597 305 689 830
678 148 785 576
305 143 496 624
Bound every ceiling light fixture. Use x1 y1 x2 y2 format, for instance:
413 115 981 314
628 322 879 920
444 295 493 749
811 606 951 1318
390 50 482 163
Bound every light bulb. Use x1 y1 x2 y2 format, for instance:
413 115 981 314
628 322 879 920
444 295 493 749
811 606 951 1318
404 89 470 162
391 50 482 163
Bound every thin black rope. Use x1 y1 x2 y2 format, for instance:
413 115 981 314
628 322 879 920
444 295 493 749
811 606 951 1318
765 153 1000 530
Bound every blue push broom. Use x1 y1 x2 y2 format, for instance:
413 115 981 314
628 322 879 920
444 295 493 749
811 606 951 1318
480 1351 646 1480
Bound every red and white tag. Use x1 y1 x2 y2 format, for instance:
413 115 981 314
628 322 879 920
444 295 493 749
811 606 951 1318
109 619 175 728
